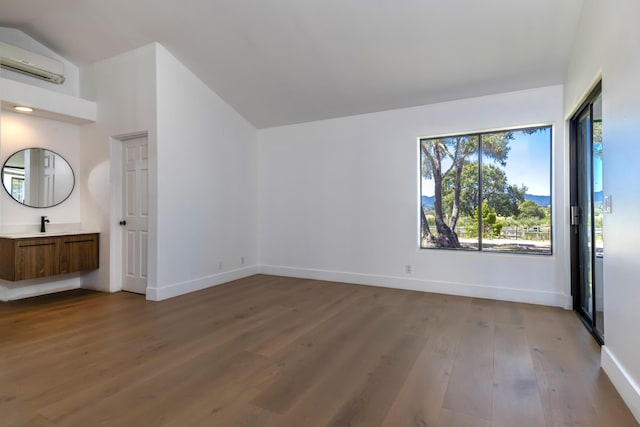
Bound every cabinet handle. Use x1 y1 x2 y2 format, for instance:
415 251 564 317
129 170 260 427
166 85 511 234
64 239 94 244
18 242 57 248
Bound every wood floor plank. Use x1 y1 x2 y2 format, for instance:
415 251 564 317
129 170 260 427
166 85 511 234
35 304 288 424
271 307 426 427
16 414 57 427
441 298 496 421
324 332 427 427
438 407 492 427
3 302 288 414
521 305 603 427
51 349 266 427
491 322 546 427
249 303 390 414
0 275 636 427
246 284 362 356
380 349 452 427
380 295 472 427
493 299 525 326
196 404 282 427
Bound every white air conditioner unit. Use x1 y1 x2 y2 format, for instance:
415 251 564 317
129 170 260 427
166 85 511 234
0 41 65 84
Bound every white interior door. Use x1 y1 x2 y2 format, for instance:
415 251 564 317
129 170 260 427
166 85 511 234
121 136 148 294
41 150 55 206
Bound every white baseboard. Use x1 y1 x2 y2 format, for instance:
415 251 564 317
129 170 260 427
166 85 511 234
601 346 640 423
562 294 574 310
144 263 567 307
145 266 259 301
257 264 566 307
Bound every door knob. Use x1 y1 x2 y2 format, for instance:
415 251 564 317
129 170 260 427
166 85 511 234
119 220 127 226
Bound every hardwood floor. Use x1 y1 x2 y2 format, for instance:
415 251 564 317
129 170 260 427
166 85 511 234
0 275 637 426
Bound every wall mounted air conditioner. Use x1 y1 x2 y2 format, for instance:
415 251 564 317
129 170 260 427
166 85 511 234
0 41 65 84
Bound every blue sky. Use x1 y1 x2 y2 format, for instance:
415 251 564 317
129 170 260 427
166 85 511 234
593 142 603 193
497 127 551 195
422 127 552 196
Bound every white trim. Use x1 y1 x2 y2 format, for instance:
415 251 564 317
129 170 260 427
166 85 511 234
109 137 124 293
257 265 566 307
111 130 149 141
565 71 602 120
601 346 640 423
145 266 259 301
417 121 555 142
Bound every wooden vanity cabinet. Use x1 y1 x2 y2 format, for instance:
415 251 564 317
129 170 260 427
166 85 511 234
0 233 99 281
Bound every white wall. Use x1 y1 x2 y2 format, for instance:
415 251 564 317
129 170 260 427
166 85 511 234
0 110 83 300
79 43 259 300
79 43 158 293
258 85 568 307
0 110 81 227
0 27 80 97
565 0 640 421
150 45 258 300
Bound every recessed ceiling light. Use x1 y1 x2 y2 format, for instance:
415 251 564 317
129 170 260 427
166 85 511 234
14 106 33 112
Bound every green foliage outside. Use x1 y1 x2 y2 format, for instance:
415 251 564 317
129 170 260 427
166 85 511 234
423 200 551 240
442 162 526 219
518 200 546 220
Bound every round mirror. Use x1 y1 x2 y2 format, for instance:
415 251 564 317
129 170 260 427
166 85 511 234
2 148 75 208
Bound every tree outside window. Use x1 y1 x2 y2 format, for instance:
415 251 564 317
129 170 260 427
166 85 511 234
420 126 552 254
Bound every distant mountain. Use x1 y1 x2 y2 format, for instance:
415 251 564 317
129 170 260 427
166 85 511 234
421 194 550 208
524 194 551 207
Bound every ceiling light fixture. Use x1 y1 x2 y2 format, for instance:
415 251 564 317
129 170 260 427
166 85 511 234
14 106 33 112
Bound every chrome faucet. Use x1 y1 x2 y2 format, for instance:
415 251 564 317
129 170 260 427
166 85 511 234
40 216 50 233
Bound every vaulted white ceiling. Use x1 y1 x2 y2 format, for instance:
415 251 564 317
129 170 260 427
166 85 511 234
0 0 584 128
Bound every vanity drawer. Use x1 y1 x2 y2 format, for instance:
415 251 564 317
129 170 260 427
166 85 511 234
59 234 99 274
15 238 60 280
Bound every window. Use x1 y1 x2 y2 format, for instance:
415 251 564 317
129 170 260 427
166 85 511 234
420 125 552 254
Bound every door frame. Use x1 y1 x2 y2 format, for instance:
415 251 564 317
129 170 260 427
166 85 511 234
109 131 151 295
569 80 603 344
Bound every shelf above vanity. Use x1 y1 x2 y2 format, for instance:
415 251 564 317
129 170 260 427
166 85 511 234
0 232 99 281
0 77 97 124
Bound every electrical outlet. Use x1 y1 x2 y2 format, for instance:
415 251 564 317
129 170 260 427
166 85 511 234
218 261 223 270
241 256 245 265
405 265 412 274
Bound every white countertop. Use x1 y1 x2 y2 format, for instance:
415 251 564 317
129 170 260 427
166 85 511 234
0 230 99 239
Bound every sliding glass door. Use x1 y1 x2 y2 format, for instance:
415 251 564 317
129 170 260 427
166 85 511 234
571 83 604 343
